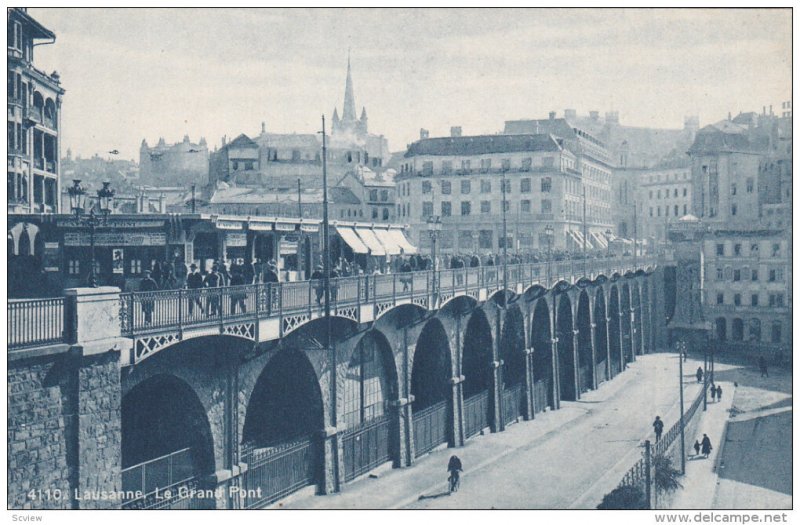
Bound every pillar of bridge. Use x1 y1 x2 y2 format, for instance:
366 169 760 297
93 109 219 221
523 347 535 419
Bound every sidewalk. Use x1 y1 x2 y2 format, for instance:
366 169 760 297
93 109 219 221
667 381 735 509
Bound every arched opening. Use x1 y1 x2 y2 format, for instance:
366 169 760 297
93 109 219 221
341 330 398 482
609 286 623 376
748 318 761 342
461 309 493 438
732 318 744 341
18 227 30 256
500 305 526 425
411 319 453 456
620 283 633 365
632 285 643 356
576 291 593 393
121 375 215 509
531 299 554 412
241 347 324 507
594 288 609 383
715 317 727 342
556 294 577 401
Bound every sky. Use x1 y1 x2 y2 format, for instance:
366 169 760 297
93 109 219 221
29 8 792 161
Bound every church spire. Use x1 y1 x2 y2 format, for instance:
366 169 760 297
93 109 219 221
342 52 357 123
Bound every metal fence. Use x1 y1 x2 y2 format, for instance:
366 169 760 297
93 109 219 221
8 297 65 349
121 447 202 509
240 435 319 508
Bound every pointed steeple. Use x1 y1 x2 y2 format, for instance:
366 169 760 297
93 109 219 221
332 107 340 123
342 52 357 123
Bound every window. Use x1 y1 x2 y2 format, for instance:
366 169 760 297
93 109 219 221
716 292 724 305
733 294 741 306
772 243 781 257
769 293 785 307
541 199 552 214
649 207 653 217
769 269 776 282
369 189 378 201
542 156 554 168
461 201 471 216
731 183 737 195
68 259 80 275
683 187 688 197
503 200 510 212
380 190 388 202
461 180 471 194
441 201 451 217
746 178 754 193
382 208 389 220
461 159 471 173
751 243 759 255
441 180 451 195
674 188 678 198
481 201 491 214
749 319 761 341
521 158 532 171
541 177 552 193
716 244 725 256
521 200 531 213
731 204 737 216
422 201 433 217
521 178 531 193
674 205 679 216
771 322 782 343
478 230 493 249
232 161 239 170
422 161 433 176
501 159 511 171
733 269 740 282
371 208 378 219
422 181 432 194
480 158 492 172
751 294 759 306
649 190 653 199
683 204 687 215
442 160 453 174
480 180 491 193
657 189 661 199
502 179 511 193
751 269 758 281
734 244 741 256
129 259 142 275
716 268 723 280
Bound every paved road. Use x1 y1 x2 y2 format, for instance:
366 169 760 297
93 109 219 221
712 362 792 509
405 353 701 509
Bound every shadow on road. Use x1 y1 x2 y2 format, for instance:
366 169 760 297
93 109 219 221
419 491 451 501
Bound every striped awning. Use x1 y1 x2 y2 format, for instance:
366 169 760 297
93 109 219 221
387 229 418 255
372 229 402 256
355 228 386 256
336 226 369 254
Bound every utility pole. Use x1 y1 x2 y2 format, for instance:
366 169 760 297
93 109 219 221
582 186 587 275
297 178 303 277
297 178 302 218
191 183 196 213
320 115 338 492
633 202 638 268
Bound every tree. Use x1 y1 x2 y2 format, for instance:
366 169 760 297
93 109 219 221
654 454 683 494
597 485 647 510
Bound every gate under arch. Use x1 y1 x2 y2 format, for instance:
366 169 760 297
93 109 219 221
576 291 593 393
531 299 554 412
500 305 527 426
609 286 623 376
121 374 216 509
411 318 453 457
461 309 493 439
621 283 633 365
594 288 609 384
556 294 577 401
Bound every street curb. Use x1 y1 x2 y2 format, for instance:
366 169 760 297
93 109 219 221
712 383 736 475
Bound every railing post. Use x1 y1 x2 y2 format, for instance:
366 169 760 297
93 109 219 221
392 272 397 302
644 439 652 509
178 289 184 337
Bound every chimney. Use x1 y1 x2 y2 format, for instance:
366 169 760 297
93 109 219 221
564 109 576 120
589 110 599 121
420 128 429 140
763 106 767 115
549 111 556 120
769 105 773 116
450 126 462 137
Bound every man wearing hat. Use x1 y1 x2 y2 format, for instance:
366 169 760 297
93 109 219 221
186 263 205 316
311 264 324 305
139 270 158 324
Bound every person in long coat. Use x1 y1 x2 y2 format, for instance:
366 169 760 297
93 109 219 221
701 434 713 458
139 270 158 324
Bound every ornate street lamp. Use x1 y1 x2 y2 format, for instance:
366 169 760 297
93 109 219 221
427 215 442 301
68 180 114 287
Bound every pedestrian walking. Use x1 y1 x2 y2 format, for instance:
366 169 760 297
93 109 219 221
229 268 246 314
652 415 664 442
311 265 324 305
186 263 205 316
447 455 463 494
758 356 769 378
139 270 158 324
716 385 722 402
709 383 717 402
204 265 222 316
700 434 713 458
696 367 704 383
693 440 701 457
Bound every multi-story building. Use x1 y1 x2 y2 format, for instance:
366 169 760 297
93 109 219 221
335 165 396 223
395 129 612 255
7 8 64 213
139 134 209 187
627 166 693 250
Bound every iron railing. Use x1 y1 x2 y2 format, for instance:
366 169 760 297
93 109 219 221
117 256 655 338
121 447 201 510
8 297 65 349
240 435 319 508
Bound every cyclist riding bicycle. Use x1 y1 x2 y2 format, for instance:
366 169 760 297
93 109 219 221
447 455 463 493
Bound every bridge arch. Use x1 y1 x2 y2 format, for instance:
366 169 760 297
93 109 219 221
621 282 633 365
530 298 554 411
594 287 609 383
410 317 454 456
555 293 577 401
122 373 216 508
500 304 527 424
461 308 493 438
576 290 593 393
608 285 623 376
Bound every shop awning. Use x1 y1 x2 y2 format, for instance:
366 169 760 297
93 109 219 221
566 230 582 250
335 226 369 254
386 229 418 255
591 231 608 249
355 228 386 256
373 229 402 256
572 230 594 250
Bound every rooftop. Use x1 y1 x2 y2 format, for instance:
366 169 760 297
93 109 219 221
405 134 563 157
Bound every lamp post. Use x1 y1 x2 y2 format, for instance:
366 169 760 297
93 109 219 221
501 167 508 307
605 228 612 259
427 215 442 302
676 339 687 474
68 180 114 287
545 224 553 284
